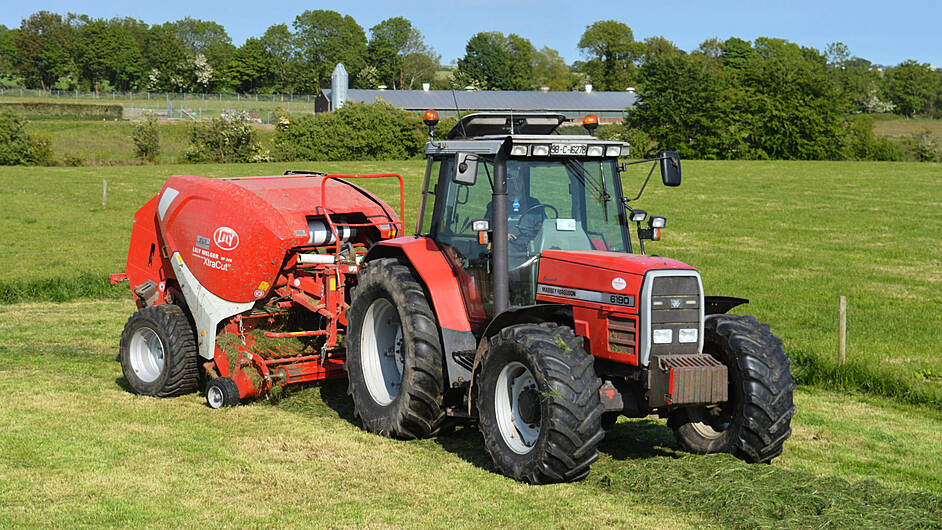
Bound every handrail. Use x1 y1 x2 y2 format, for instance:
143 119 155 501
318 174 406 255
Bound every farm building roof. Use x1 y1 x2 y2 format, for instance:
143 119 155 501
316 89 636 117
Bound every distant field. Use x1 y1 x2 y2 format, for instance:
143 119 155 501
23 120 276 165
874 118 942 137
0 160 940 407
1 94 316 124
0 299 939 527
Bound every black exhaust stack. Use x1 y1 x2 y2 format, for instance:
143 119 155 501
492 138 512 314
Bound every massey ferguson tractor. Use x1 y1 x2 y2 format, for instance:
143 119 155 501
113 111 795 484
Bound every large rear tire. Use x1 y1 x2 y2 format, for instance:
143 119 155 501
477 324 605 484
668 314 796 463
346 258 445 438
119 304 199 397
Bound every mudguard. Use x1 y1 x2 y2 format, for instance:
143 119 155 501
365 237 477 388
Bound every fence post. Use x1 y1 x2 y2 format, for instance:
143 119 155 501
102 180 108 209
838 295 847 364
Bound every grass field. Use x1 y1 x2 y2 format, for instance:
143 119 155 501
1 159 940 405
873 117 942 138
0 298 939 527
23 120 277 165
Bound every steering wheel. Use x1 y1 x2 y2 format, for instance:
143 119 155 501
515 203 559 239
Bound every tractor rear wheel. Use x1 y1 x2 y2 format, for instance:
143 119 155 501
477 324 605 484
668 314 796 463
346 258 445 439
119 304 199 397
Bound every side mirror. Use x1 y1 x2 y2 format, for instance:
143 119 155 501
453 153 478 185
659 151 681 187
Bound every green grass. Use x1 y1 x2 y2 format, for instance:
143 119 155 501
23 120 276 165
873 117 942 138
0 298 939 527
2 159 940 405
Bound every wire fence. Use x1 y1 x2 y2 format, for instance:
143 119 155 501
0 87 320 124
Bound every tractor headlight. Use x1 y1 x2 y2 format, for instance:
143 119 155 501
629 209 647 223
649 216 666 228
678 328 698 343
605 145 621 157
532 145 549 156
511 145 528 156
620 145 631 157
652 329 673 344
587 145 604 157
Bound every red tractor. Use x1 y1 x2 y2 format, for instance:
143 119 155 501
114 111 795 484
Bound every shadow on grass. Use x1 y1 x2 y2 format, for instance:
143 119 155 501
598 418 682 460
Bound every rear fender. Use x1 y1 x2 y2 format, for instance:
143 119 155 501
365 237 477 388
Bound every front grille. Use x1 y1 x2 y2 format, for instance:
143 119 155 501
650 275 700 356
607 316 636 355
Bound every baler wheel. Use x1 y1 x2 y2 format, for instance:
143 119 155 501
119 304 199 398
477 323 605 484
346 258 445 439
668 314 796 463
205 377 240 408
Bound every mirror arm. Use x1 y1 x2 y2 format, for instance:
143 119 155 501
623 161 658 204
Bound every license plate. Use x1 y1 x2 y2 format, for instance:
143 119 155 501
550 143 587 156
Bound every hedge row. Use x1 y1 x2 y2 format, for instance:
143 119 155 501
0 102 123 120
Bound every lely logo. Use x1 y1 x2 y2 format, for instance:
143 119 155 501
213 226 239 250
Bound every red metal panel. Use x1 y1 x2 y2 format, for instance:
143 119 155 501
371 237 473 332
540 249 694 276
155 174 401 304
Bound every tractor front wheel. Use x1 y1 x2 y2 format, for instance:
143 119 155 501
477 324 605 484
346 258 445 439
668 314 796 463
119 304 199 397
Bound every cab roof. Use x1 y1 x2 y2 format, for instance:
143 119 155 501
447 112 567 139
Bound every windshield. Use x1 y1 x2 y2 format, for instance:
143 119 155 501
434 157 627 310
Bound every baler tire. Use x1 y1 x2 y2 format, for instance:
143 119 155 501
119 304 199 398
668 314 796 463
205 377 240 408
477 323 605 484
346 258 445 439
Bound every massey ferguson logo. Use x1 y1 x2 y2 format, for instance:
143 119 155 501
213 226 239 250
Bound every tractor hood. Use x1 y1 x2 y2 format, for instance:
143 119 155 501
536 250 696 314
540 250 694 275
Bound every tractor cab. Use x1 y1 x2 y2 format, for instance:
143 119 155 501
417 111 679 327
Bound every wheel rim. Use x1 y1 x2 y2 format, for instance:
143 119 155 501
129 326 165 383
360 298 404 406
687 407 731 440
494 361 541 454
207 384 224 409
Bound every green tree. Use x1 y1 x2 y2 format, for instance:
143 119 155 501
577 20 642 90
884 60 940 117
16 11 73 89
725 38 849 159
161 18 234 69
367 17 411 88
259 24 296 92
532 47 573 91
457 32 510 89
293 10 367 89
629 53 736 159
227 38 276 93
0 27 19 76
457 31 535 90
0 109 53 165
641 36 681 65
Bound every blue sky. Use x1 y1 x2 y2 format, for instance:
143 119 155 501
2 0 939 67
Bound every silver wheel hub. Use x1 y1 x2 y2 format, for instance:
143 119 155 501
207 384 225 409
688 407 730 440
129 326 165 383
360 298 404 406
495 361 541 454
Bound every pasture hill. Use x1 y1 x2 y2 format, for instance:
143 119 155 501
0 159 940 526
